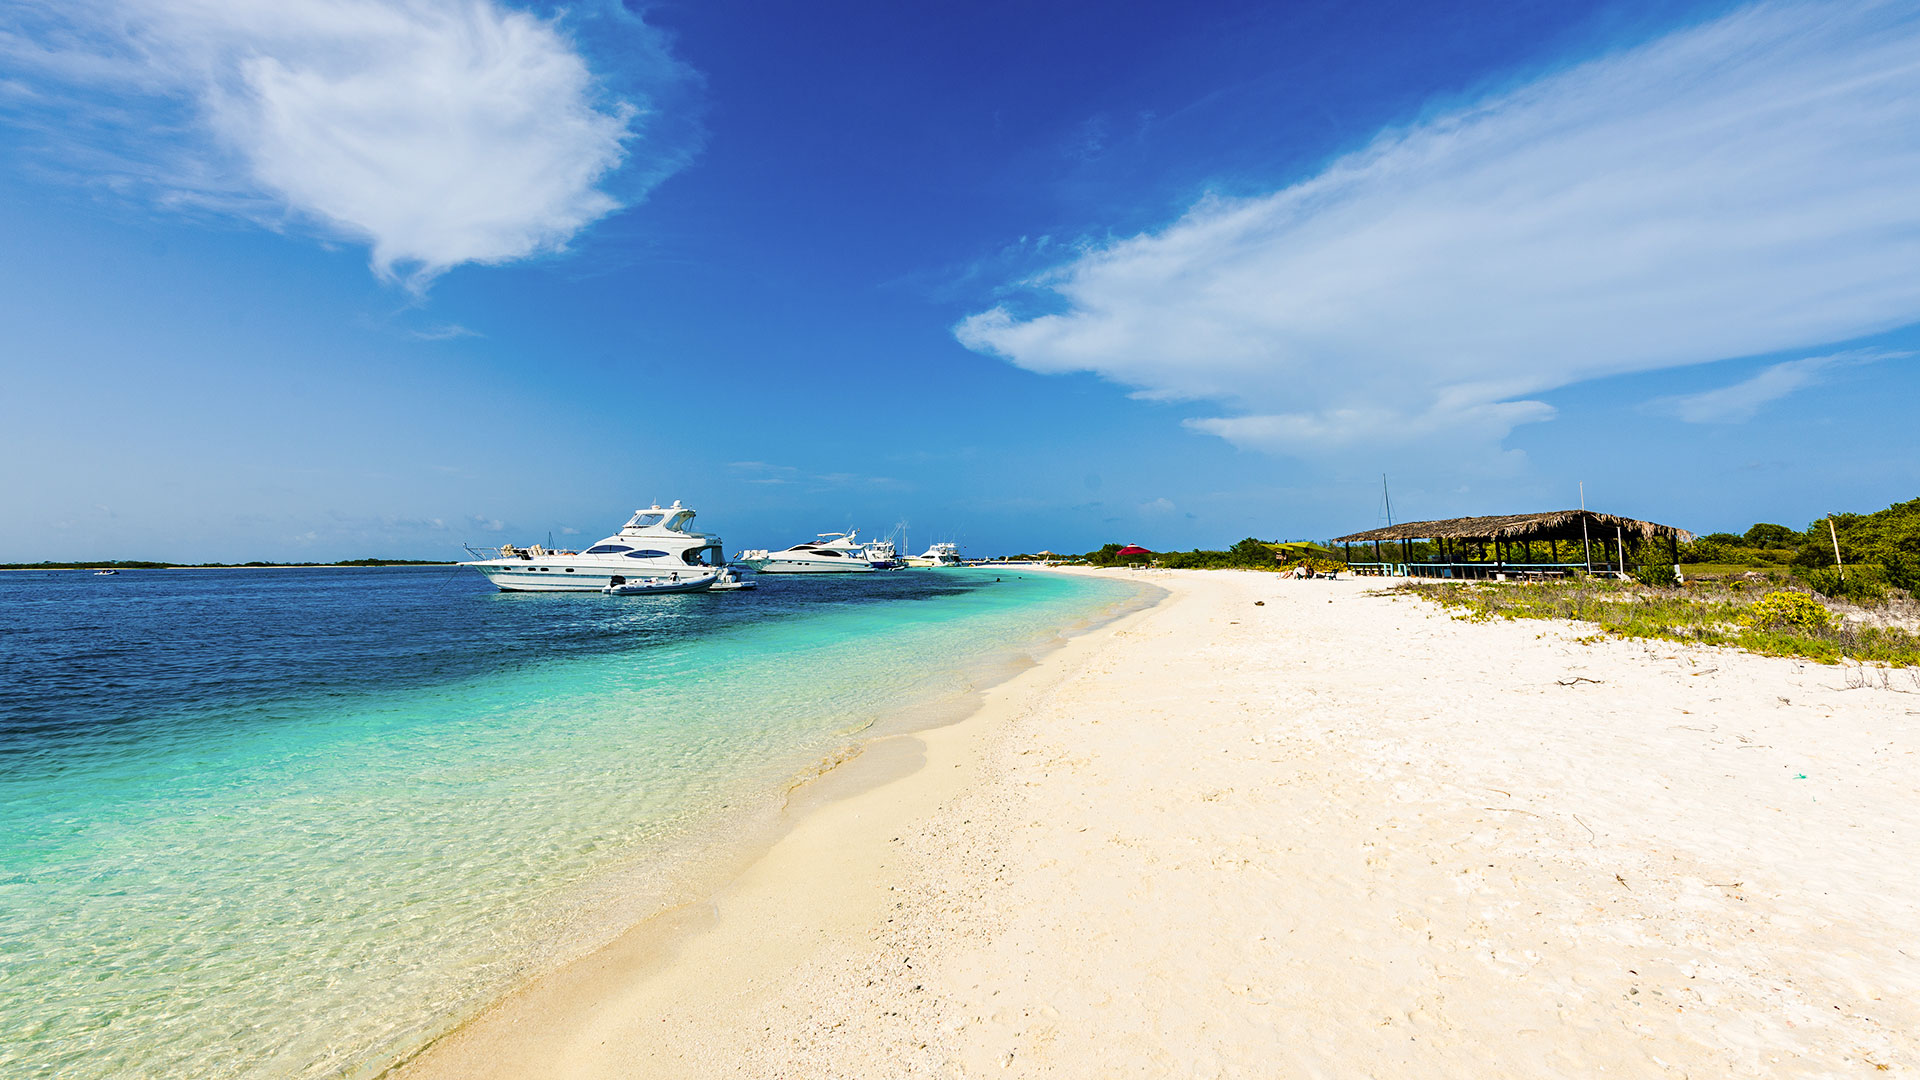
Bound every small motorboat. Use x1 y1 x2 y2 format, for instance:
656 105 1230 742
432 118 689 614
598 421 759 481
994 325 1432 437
93 569 119 576
601 571 719 595
709 566 757 591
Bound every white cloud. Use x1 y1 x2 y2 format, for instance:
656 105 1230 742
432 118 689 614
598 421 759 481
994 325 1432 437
955 1 1920 454
1647 348 1903 423
0 0 695 286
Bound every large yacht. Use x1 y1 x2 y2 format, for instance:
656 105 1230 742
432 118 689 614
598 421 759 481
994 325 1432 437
902 541 963 568
462 502 726 592
733 532 879 574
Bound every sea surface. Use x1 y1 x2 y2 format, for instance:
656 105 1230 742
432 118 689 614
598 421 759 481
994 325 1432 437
0 564 1146 1079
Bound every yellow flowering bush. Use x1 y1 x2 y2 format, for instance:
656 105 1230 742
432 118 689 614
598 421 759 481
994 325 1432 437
1741 590 1834 633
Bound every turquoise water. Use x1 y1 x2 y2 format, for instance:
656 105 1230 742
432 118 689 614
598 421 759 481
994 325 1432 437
0 566 1145 1078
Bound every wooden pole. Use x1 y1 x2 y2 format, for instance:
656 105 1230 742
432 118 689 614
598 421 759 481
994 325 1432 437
1616 527 1626 575
1828 517 1845 583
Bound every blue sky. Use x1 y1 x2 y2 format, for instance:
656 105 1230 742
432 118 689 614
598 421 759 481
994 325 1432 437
2 0 1916 562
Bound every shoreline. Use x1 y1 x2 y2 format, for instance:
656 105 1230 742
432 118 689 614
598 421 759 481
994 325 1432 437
382 567 1165 1079
397 569 1920 1076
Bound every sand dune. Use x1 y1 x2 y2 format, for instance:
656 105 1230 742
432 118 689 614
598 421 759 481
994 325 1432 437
400 570 1920 1078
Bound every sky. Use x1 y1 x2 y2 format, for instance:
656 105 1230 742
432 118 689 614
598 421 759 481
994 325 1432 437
1 0 1917 562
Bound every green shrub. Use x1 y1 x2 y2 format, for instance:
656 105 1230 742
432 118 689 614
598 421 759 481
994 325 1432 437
1802 566 1889 605
1882 554 1919 596
1741 590 1834 632
1631 562 1679 588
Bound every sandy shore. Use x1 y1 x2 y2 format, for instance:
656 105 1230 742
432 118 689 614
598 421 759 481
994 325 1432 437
397 569 1920 1078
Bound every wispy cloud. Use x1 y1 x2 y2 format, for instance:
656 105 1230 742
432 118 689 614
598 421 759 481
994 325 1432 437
1646 348 1904 423
727 460 903 491
406 323 482 342
956 1 1920 454
0 0 699 288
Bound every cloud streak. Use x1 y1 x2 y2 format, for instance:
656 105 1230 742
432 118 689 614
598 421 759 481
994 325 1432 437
955 1 1920 454
1647 348 1904 423
0 0 697 286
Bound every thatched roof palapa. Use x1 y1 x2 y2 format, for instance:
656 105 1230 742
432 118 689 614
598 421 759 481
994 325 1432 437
1333 510 1692 545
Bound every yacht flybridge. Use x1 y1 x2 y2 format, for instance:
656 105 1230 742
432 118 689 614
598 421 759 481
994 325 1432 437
461 502 726 592
733 532 879 574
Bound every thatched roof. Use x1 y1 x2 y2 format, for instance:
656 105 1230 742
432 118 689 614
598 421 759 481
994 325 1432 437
1333 510 1692 544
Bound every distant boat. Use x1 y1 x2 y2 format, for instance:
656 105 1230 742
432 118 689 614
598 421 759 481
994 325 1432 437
92 569 118 576
734 532 878 574
460 501 727 592
902 542 962 568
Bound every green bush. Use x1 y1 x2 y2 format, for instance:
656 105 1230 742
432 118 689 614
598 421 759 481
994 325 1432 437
1802 566 1888 605
1741 590 1834 632
1228 537 1276 567
1631 562 1679 588
1882 554 1919 596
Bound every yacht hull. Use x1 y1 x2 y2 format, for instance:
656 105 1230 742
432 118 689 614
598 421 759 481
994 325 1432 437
750 558 876 574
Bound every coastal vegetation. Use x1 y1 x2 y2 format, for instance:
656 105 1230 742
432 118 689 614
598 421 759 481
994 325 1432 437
1675 497 1920 599
1405 577 1919 667
1390 498 1920 666
1081 538 1341 571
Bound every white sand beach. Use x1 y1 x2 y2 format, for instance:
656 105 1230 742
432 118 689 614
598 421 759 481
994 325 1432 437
399 569 1920 1078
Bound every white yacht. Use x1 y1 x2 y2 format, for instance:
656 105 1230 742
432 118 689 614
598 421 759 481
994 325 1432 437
903 542 963 568
461 502 726 592
733 532 878 574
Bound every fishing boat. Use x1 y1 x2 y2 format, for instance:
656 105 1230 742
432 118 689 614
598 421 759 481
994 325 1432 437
92 569 118 576
461 501 727 592
862 538 904 570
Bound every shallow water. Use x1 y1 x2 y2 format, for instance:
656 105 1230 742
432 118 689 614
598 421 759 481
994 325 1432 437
0 565 1143 1079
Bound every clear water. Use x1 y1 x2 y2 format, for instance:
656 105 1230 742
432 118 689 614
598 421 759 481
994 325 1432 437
0 565 1145 1079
